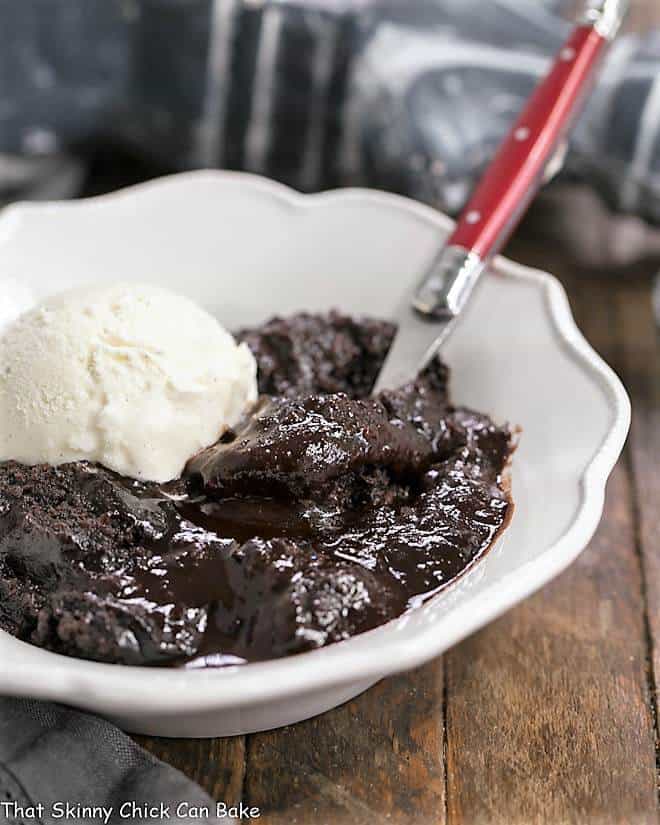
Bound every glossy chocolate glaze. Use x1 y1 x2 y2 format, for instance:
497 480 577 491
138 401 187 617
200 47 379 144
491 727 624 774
0 312 512 667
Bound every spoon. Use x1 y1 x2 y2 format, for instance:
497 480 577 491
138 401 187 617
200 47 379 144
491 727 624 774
373 0 628 394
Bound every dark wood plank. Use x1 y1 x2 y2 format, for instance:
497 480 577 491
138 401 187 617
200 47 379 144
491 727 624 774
243 663 446 824
440 247 658 823
445 459 657 825
135 735 245 804
614 278 660 767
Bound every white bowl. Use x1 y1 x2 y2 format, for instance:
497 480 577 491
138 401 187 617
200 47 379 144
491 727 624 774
0 171 629 737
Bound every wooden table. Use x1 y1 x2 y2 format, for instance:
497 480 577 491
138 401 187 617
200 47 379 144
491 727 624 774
135 5 660 821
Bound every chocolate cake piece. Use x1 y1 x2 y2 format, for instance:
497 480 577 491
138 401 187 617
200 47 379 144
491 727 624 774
0 311 513 667
203 538 401 661
237 311 396 398
33 590 208 666
0 461 208 665
187 392 437 502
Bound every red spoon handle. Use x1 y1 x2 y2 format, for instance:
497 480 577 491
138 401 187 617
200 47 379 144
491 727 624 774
448 24 608 259
414 2 628 321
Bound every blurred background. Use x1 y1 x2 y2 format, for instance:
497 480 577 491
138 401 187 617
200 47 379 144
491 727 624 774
1 0 660 281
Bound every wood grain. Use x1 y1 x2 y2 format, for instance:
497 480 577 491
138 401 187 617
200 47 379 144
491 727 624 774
438 249 658 825
134 735 245 805
243 664 446 824
614 278 660 781
445 462 657 825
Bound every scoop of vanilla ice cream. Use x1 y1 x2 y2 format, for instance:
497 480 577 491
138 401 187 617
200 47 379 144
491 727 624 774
0 282 258 482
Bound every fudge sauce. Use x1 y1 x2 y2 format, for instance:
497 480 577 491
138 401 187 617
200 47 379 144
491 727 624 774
0 312 512 666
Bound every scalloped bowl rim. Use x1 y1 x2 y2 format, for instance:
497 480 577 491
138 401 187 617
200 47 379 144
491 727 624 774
0 171 630 714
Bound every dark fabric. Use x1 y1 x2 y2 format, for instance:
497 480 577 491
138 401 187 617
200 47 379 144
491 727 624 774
0 699 218 824
0 0 659 224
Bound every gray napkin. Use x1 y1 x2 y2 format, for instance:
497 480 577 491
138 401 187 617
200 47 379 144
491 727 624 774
0 699 221 825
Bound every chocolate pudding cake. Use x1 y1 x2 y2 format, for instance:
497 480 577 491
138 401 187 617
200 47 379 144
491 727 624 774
0 312 512 667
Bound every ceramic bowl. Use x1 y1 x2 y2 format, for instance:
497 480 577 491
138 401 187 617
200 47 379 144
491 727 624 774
0 171 630 737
